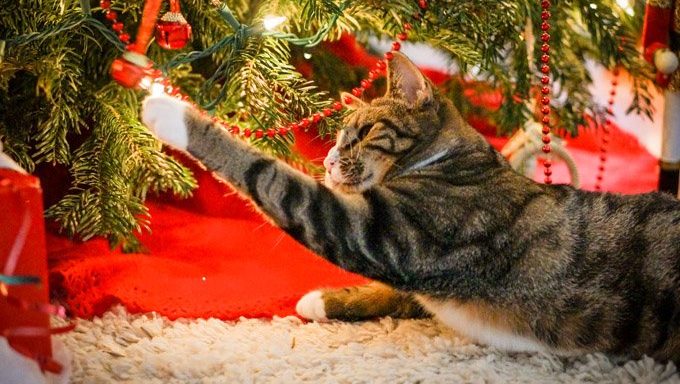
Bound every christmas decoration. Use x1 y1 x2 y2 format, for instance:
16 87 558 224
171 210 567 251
642 0 680 196
155 0 192 50
500 120 580 187
0 168 73 375
0 0 654 246
538 0 554 184
594 67 621 191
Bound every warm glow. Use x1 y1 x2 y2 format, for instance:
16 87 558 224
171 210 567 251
616 0 634 15
263 15 287 31
139 76 153 90
150 82 166 96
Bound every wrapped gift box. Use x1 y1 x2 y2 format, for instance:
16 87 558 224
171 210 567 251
0 169 52 366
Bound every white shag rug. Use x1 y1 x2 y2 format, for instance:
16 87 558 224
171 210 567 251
57 306 680 384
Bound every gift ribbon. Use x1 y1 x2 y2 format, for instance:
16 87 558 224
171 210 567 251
1 187 74 374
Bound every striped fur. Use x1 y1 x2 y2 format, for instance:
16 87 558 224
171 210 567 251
146 52 680 363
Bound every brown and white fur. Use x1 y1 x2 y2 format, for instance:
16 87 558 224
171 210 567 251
142 52 680 363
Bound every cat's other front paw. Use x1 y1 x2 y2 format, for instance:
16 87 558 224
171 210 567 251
141 95 190 150
295 290 328 322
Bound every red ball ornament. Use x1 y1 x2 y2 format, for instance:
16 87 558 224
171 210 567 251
542 145 551 154
278 127 289 136
156 4 192 50
300 117 311 128
361 79 372 89
333 101 343 111
244 129 252 138
397 32 408 41
418 0 427 9
404 23 412 31
110 52 154 89
541 54 549 63
106 10 118 21
376 61 387 70
541 76 550 84
392 42 401 51
384 51 394 60
541 44 550 53
323 108 333 117
542 136 551 144
541 86 550 95
541 32 550 42
541 65 550 74
267 128 276 138
312 113 322 123
542 125 551 134
352 87 363 97
100 0 111 9
255 130 264 139
118 33 131 43
112 22 124 32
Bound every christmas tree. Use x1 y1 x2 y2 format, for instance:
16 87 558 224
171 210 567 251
0 0 653 249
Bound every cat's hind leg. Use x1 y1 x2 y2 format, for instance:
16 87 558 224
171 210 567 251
296 281 429 321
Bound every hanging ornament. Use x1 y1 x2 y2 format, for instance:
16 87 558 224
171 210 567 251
155 0 192 50
111 51 157 88
110 0 163 89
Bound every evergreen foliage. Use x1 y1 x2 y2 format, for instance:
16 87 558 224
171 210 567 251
0 0 652 248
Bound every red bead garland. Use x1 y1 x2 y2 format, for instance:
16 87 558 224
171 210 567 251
594 67 619 191
107 0 427 143
539 0 553 184
100 0 134 48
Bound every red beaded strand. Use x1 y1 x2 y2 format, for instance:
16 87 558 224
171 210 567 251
594 67 620 191
539 0 553 184
100 0 133 47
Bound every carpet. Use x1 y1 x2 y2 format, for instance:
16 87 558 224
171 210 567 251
58 306 680 384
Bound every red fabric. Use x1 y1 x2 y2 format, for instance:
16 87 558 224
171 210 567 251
642 4 672 62
46 35 660 321
0 170 52 362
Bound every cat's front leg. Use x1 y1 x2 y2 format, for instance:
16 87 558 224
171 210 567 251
140 96 402 284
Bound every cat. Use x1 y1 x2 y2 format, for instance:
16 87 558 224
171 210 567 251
142 52 680 363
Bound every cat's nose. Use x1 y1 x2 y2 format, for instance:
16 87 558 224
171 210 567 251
323 147 340 170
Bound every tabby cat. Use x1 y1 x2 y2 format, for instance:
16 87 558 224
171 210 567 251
142 52 680 363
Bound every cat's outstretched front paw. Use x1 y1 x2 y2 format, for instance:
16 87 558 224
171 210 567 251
296 290 328 322
141 95 190 150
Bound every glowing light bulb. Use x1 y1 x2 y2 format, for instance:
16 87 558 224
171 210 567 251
589 3 597 10
263 15 287 31
303 52 312 59
616 0 634 15
150 82 166 96
139 76 153 90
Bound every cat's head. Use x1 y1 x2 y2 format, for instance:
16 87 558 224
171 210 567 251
324 52 443 193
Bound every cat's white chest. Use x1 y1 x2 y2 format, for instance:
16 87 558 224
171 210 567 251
415 295 547 353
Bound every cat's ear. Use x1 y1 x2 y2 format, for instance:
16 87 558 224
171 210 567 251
340 92 367 110
386 52 433 108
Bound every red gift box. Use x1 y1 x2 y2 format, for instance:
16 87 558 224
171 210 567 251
0 169 52 368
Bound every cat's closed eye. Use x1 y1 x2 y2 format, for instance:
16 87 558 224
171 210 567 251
356 124 374 140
